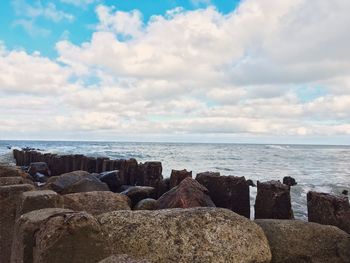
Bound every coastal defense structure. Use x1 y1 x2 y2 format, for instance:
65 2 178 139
0 150 349 262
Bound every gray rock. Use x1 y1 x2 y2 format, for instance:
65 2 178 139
0 176 33 186
44 170 90 193
63 191 131 215
133 198 157 210
33 211 109 263
256 219 350 263
98 170 124 192
11 208 73 263
0 165 24 177
60 175 109 194
28 162 51 177
0 184 35 263
121 186 155 206
98 208 272 263
307 191 350 234
16 190 63 217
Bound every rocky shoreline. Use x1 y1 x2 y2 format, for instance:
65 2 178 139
0 148 349 262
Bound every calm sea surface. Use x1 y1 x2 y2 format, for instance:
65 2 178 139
1 140 349 220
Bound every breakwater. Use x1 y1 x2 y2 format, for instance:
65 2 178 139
0 148 349 262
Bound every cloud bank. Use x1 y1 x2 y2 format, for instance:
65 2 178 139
1 0 350 142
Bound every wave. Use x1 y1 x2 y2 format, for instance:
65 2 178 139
264 145 290 150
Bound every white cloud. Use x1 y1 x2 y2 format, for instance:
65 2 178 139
12 19 51 36
12 0 74 22
0 48 71 94
95 5 143 37
1 0 350 142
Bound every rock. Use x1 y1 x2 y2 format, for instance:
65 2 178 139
282 176 297 187
0 184 35 263
134 198 157 210
28 162 51 177
342 190 348 195
96 157 109 173
60 174 109 195
156 177 215 209
169 169 192 189
119 159 138 185
155 178 170 198
255 180 294 219
0 164 24 177
44 170 91 193
98 208 272 263
63 191 131 215
196 173 250 218
99 255 150 263
72 155 84 171
48 155 63 176
102 159 115 172
0 176 33 186
121 186 155 207
98 170 124 192
136 162 163 188
16 190 63 217
32 172 48 183
11 208 73 263
255 219 350 263
307 191 350 234
33 211 109 263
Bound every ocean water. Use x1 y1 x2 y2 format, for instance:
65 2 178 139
0 140 349 220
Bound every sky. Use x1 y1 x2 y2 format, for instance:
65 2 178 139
0 0 350 144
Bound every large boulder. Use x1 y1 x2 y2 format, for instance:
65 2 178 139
0 184 35 263
44 170 90 193
60 175 109 194
256 219 350 263
63 191 131 215
133 198 157 210
33 211 109 263
98 170 124 192
169 169 192 189
156 177 215 209
0 176 33 186
45 171 108 194
98 208 272 263
255 180 294 219
99 255 150 263
307 191 350 234
11 208 73 263
196 173 250 218
0 164 24 177
16 190 63 217
121 186 156 207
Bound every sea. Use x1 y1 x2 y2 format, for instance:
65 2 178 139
0 140 349 220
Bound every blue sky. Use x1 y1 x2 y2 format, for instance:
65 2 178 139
0 0 240 58
0 0 350 144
